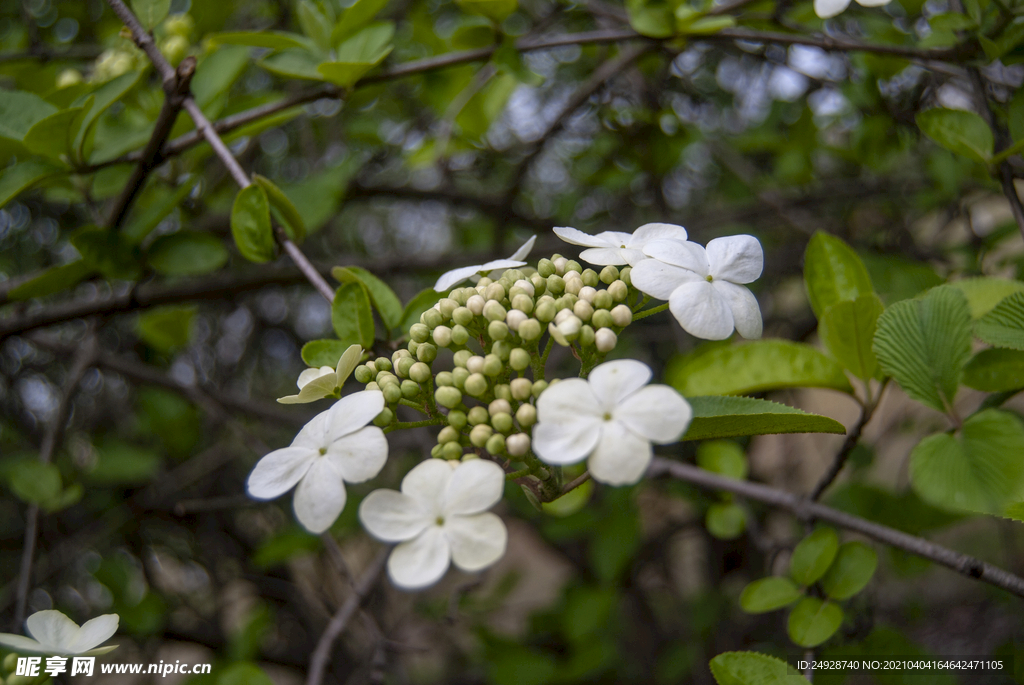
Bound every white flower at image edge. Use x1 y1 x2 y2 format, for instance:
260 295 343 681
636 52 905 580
433 235 537 292
359 459 508 590
532 359 693 485
553 223 689 266
0 610 119 656
247 390 388 533
631 235 764 341
814 0 889 19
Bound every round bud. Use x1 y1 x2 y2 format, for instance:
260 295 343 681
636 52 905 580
435 386 463 409
483 300 507 322
599 265 620 284
449 289 467 305
453 306 474 326
530 273 547 294
506 309 528 332
395 357 414 379
535 298 557 322
448 410 467 429
494 383 512 401
488 320 509 341
573 299 594 322
546 274 565 295
492 341 512 360
578 286 597 303
451 324 470 346
579 325 596 348
554 308 573 326
422 308 443 329
582 268 599 287
608 279 628 302
478 277 493 287
467 294 486 315
489 398 512 416
432 325 453 347
468 406 489 425
552 256 568 275
560 293 578 309
491 412 513 434
565 259 582 274
416 343 437 363
435 371 454 387
593 289 614 310
431 444 443 459
506 432 531 456
439 298 459 318
518 319 542 341
515 403 537 427
485 433 506 455
453 350 472 368
509 348 531 371
592 309 613 329
483 354 503 376
512 279 535 297
401 379 421 399
511 294 534 314
506 269 525 283
611 304 632 327
484 282 506 302
470 423 493 447
452 366 470 389
410 323 430 343
596 328 617 353
160 35 189 66
354 365 374 384
373 357 391 372
373 408 395 427
383 384 402 404
409 362 431 383
564 277 582 296
442 442 464 460
538 258 555 277
408 340 420 354
466 355 485 374
165 13 194 36
619 267 632 287
464 373 488 397
377 371 399 386
510 377 533 401
532 380 548 398
438 426 460 444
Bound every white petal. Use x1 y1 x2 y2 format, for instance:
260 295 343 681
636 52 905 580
620 248 649 266
478 258 528 272
507 235 537 261
293 457 347 533
706 235 763 284
532 419 602 465
629 222 689 246
291 410 331 449
401 459 454 514
446 512 507 572
335 344 364 385
435 265 484 292
443 459 505 515
67 614 119 654
587 359 652 410
297 367 333 390
587 421 653 486
246 447 315 499
387 526 451 590
359 489 431 542
535 378 602 423
278 373 337 404
854 0 890 7
579 247 630 266
553 226 612 248
614 385 693 443
668 280 735 340
630 259 701 300
642 239 709 276
713 281 763 339
326 426 388 483
815 0 851 17
326 390 385 441
596 231 635 247
0 634 47 654
26 611 78 652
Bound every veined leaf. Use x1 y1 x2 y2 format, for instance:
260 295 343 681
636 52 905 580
819 294 884 380
318 22 394 87
916 108 993 163
297 0 334 52
332 282 375 349
23 101 90 161
301 339 351 368
696 440 747 480
709 652 810 685
949 277 1024 319
191 46 251 110
962 348 1024 392
75 71 142 159
131 0 170 28
803 231 874 318
122 175 199 244
706 502 745 540
231 185 275 263
683 397 846 441
975 290 1024 350
332 266 403 331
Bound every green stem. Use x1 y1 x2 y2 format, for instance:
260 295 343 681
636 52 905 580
505 468 532 480
398 398 429 413
384 418 445 433
632 302 669 321
632 294 651 313
538 336 554 375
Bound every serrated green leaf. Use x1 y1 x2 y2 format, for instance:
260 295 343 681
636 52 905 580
949 277 1024 319
231 185 275 263
803 231 874 318
872 285 972 413
667 340 853 397
301 339 351 368
0 90 57 141
963 348 1024 392
787 598 843 648
739 577 803 614
254 174 306 243
137 305 196 352
975 290 1024 350
147 231 229 276
7 260 93 301
820 542 877 600
790 527 839 586
696 440 748 480
709 651 810 685
916 108 993 163
819 294 884 381
332 282 375 348
0 159 66 209
332 266 403 331
131 0 170 28
706 502 746 540
399 288 444 335
210 31 316 51
683 397 846 441
456 0 517 22
910 409 1024 515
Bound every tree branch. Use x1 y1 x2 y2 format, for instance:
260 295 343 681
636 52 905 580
809 385 885 501
647 457 1024 598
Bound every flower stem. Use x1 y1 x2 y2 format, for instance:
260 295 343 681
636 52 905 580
632 294 652 313
560 470 591 495
398 398 429 413
632 302 669 321
505 468 532 480
538 337 554 375
384 418 445 433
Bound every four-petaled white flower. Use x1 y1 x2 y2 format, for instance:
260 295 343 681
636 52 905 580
814 0 890 19
553 223 689 266
0 610 119 656
631 236 764 341
433 236 537 292
248 390 388 533
359 459 508 590
278 344 363 404
532 360 693 485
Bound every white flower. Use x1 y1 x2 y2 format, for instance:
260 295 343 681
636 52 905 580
631 235 763 341
553 223 689 266
532 359 692 486
0 610 119 656
278 344 363 404
814 0 889 19
248 390 388 533
358 459 508 590
433 235 537 292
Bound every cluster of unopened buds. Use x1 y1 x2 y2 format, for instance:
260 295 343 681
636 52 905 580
246 223 764 589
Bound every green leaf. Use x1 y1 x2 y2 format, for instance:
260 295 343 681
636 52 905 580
72 226 140 280
488 646 557 685
706 502 746 540
7 260 93 301
963 348 1024 392
872 285 972 413
332 282 375 348
456 0 517 22
137 305 196 352
75 72 141 159
298 0 334 52
949 277 1024 319
253 528 320 568
861 253 943 305
121 176 200 244
8 461 62 506
910 408 1024 515
88 439 162 484
739 577 803 614
332 266 403 331
399 288 444 335
709 652 810 685
803 231 874 318
787 598 843 648
131 0 170 28
231 185 275 263
1011 86 1024 144
820 541 877 600
0 90 57 141
0 159 66 208
210 31 316 51
23 102 88 160
667 340 853 396
696 440 748 480
148 231 229 276
916 108 993 163
684 397 846 441
333 0 391 44
627 0 675 38
254 174 306 243
682 16 736 33
191 46 252 110
789 527 839 586
975 290 1024 350
318 23 394 87
819 294 884 380
217 663 275 685
260 49 325 81
301 339 351 368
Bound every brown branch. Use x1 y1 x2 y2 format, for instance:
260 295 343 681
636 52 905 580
647 457 1024 598
809 405 871 501
0 44 103 64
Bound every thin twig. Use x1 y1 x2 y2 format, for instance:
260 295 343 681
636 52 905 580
561 470 591 494
0 44 103 63
647 457 1024 598
809 384 885 501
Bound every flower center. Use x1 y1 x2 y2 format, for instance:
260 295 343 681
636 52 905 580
603 412 613 421
319 447 327 455
705 275 713 282
435 516 445 526
620 244 626 249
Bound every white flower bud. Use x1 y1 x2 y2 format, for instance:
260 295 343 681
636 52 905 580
611 304 632 327
595 328 617 353
467 294 485 315
512 279 535 297
564 277 582 296
554 308 575 326
553 257 568 276
432 325 453 347
506 309 528 332
557 315 582 338
506 433 531 456
483 300 507 321
578 286 597 303
548 323 569 347
466 355 486 374
489 398 512 416
510 378 533 401
573 299 594 322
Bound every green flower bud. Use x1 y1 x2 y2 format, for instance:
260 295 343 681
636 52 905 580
531 273 547 294
453 306 474 326
559 293 578 308
494 383 512 401
438 426 460 443
453 349 472 367
507 432 531 456
492 340 512 360
408 340 420 355
468 406 489 425
354 365 374 384
619 267 632 287
465 373 488 397
447 410 467 429
515 401 537 427
485 433 506 455
410 323 430 343
453 366 470 389
573 299 594 322
611 304 632 327
373 357 391 372
593 289 614 310
565 259 582 274
538 258 555 277
608 279 628 301
518 318 542 341
535 298 557 322
579 324 596 348
432 325 453 347
439 298 459 318
488 320 509 341
484 282 506 302
401 379 421 399
510 348 531 371
532 379 548 398
383 384 403 404
489 398 512 416
599 265 620 284
482 354 503 376
510 377 532 401
592 309 613 329
409 361 431 383
373 408 395 427
450 289 467 305
435 386 463 409
431 444 444 459
422 308 443 329
396 356 416 378
491 412 514 434
510 281 534 299
511 293 534 314
582 268 599 287
483 300 506 322
435 371 454 387
470 423 493 447
377 372 399 386
365 381 380 392
417 343 437 363
451 324 470 346
506 269 525 283
596 327 617 352
443 441 464 460
547 274 565 295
